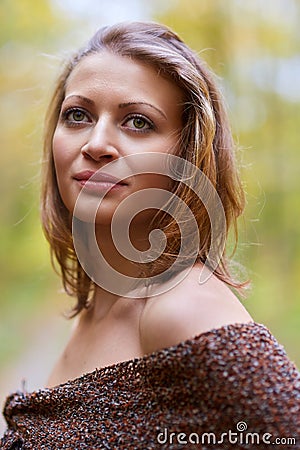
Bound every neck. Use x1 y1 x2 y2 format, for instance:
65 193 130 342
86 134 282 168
95 219 151 276
77 219 152 319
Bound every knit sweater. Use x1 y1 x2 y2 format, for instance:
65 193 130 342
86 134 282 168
1 322 300 449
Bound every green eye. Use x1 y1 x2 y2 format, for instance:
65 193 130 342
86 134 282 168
62 108 89 124
71 110 86 121
133 117 146 129
124 115 153 132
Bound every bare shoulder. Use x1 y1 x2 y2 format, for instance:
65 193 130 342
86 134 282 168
140 264 253 355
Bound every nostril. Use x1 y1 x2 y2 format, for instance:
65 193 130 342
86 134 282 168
81 145 117 162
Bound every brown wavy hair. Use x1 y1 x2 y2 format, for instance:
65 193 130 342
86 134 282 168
41 21 246 316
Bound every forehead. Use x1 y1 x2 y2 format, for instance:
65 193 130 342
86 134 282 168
65 51 184 105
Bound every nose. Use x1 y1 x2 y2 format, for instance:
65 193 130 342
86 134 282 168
81 118 119 162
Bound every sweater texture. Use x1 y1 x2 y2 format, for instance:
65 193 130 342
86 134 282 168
1 322 300 449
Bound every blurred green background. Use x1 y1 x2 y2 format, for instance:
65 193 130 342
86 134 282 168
0 0 299 427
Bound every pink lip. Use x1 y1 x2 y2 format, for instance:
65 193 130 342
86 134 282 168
73 170 127 194
74 170 126 184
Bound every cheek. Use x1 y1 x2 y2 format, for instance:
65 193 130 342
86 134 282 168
149 135 180 156
52 128 82 189
146 174 172 190
52 130 76 212
52 130 71 172
132 174 172 192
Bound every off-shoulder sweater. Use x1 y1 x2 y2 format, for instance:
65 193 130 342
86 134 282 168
1 322 300 449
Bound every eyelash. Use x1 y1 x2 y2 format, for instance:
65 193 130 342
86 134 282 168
60 108 155 133
122 114 155 133
61 108 91 127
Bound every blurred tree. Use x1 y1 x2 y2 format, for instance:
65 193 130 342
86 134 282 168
0 0 69 363
1 0 62 45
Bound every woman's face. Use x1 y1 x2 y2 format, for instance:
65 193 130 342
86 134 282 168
52 51 184 225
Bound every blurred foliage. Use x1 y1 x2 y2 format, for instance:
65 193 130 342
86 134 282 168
0 0 299 379
0 0 70 366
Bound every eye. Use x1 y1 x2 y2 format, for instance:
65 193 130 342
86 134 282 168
123 115 154 132
62 107 91 125
132 117 148 129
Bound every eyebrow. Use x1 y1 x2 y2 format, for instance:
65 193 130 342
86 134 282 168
63 94 95 105
119 102 167 120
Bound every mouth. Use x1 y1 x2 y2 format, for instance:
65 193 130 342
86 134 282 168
73 170 128 193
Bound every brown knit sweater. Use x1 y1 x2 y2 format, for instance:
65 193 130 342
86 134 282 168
1 322 300 449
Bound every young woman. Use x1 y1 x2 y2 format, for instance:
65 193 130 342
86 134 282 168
1 22 299 449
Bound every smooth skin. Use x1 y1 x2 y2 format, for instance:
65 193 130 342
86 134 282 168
47 51 252 387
